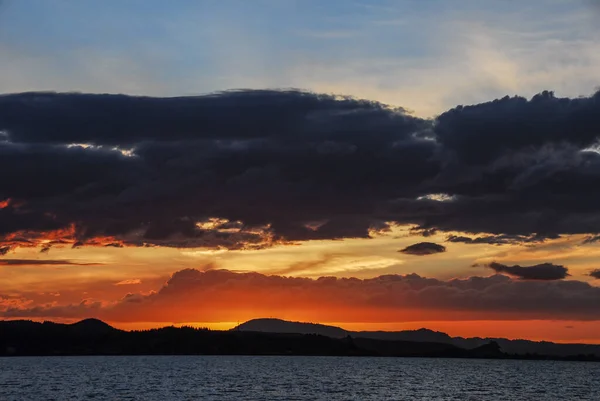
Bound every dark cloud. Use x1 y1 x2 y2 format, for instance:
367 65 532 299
0 91 424 145
590 269 600 279
0 246 10 255
0 259 102 266
409 227 438 237
446 234 558 245
3 268 600 322
486 262 570 280
435 90 600 164
0 90 434 249
399 242 446 256
1 89 600 249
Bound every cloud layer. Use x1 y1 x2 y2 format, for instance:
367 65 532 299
1 89 600 250
2 268 600 323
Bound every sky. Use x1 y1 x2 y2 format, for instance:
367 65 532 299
2 0 600 343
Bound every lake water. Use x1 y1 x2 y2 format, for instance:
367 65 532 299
0 356 598 400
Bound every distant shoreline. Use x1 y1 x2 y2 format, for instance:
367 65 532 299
1 354 599 363
1 319 599 362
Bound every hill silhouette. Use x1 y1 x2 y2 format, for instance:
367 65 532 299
0 319 597 361
69 318 116 335
236 318 349 337
236 318 600 358
0 319 463 358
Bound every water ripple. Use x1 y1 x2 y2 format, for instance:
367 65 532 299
0 356 598 400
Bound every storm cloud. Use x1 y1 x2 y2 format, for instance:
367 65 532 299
2 89 600 250
486 262 570 280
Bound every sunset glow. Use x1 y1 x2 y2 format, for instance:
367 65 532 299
2 0 600 348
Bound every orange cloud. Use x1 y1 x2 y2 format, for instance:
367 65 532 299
0 223 128 252
0 295 33 309
0 218 285 254
4 268 600 326
115 279 142 286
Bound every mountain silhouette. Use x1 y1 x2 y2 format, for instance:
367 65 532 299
0 319 461 358
236 319 349 337
0 318 598 360
235 319 600 358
